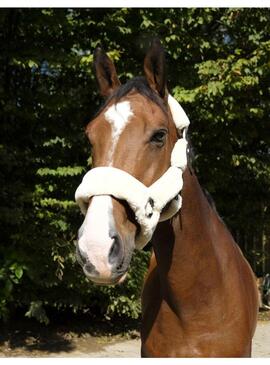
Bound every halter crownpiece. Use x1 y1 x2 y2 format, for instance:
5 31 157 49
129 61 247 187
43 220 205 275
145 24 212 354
75 95 190 249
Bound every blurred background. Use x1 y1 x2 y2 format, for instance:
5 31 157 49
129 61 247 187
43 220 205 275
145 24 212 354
0 8 269 328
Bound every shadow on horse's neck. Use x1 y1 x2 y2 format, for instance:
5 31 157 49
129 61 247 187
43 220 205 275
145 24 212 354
152 166 223 301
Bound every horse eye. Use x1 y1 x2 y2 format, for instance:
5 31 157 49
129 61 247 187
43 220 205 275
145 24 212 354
150 129 168 147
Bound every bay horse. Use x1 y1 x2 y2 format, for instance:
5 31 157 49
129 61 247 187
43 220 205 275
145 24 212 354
75 40 258 357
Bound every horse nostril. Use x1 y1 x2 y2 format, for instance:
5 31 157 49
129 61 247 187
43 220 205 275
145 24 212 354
84 261 97 275
116 257 125 271
108 235 122 265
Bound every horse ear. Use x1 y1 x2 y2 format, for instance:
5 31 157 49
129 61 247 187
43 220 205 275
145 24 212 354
144 39 167 99
93 47 121 97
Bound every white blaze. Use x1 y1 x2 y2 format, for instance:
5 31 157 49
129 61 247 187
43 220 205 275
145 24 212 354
77 101 133 276
104 101 133 164
78 195 115 276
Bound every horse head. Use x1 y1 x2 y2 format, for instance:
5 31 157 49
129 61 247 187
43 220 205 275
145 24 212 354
75 40 189 285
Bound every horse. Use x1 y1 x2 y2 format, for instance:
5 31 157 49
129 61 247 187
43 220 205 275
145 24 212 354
75 39 258 357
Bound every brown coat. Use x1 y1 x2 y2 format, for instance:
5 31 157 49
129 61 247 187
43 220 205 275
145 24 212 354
141 168 258 357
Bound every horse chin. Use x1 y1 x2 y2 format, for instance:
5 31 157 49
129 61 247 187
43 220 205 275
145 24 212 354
85 271 128 286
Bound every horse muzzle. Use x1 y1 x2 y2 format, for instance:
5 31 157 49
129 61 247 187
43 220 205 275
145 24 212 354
76 231 133 285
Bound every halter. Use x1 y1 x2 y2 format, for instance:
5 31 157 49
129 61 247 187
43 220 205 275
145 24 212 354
75 95 190 249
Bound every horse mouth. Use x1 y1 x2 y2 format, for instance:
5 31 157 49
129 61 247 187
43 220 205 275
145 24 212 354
76 235 134 286
84 270 128 286
76 248 129 286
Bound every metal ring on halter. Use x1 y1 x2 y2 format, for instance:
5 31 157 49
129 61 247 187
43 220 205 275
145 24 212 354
182 127 187 140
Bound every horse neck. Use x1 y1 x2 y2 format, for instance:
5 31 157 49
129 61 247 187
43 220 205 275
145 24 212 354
152 166 224 305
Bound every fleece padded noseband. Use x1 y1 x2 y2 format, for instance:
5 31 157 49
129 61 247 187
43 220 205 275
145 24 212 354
75 95 190 249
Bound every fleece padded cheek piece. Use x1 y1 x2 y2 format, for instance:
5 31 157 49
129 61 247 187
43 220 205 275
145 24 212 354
75 95 190 249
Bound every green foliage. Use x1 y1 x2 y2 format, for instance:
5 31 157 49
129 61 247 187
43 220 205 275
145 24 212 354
0 8 269 323
25 301 50 325
99 250 150 320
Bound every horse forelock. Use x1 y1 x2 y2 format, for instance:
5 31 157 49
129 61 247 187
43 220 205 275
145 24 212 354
95 76 167 118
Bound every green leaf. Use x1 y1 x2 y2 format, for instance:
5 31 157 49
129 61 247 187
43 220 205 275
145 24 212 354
15 267 23 279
